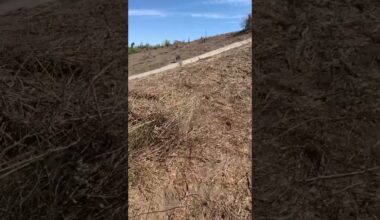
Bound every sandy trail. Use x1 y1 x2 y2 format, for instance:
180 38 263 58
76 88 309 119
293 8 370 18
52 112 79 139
128 38 252 81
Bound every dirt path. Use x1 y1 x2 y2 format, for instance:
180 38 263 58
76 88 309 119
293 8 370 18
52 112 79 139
0 0 54 14
129 38 252 81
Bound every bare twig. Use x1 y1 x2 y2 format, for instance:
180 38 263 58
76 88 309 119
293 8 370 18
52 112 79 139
91 60 115 84
92 84 102 120
0 139 80 179
305 166 380 182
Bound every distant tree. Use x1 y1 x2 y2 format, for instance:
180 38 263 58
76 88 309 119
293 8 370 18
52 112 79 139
163 39 171 47
242 13 252 31
131 42 135 48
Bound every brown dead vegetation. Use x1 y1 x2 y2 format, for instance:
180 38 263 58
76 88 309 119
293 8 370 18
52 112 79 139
0 0 128 219
253 0 380 219
128 44 252 219
128 31 251 75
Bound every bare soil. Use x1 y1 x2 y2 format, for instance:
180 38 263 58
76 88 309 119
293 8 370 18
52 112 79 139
253 0 380 219
128 31 251 75
128 43 252 219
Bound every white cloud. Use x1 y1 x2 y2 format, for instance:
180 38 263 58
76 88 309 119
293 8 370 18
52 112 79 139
129 9 166 17
128 10 244 20
204 0 251 5
190 13 244 19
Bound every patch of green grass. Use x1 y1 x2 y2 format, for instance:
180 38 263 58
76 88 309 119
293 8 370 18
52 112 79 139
128 47 137 54
128 42 165 54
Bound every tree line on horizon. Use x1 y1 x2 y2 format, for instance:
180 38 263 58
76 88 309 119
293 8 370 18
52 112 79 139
128 13 252 55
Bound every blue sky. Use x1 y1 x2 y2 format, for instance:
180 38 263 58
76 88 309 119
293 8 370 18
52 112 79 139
129 0 251 46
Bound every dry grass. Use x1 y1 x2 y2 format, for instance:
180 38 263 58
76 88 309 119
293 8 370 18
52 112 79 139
128 31 251 75
253 0 380 219
0 0 129 219
128 43 252 219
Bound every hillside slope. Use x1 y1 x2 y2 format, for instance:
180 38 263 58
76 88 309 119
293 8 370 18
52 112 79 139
128 31 251 75
0 0 128 77
129 43 252 219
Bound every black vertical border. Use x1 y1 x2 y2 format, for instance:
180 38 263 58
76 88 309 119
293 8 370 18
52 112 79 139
126 0 129 219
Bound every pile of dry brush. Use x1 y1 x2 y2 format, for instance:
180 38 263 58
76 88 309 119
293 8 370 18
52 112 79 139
0 0 129 219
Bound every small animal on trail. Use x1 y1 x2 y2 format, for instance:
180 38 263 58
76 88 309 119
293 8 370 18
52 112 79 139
175 55 181 62
175 55 183 66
